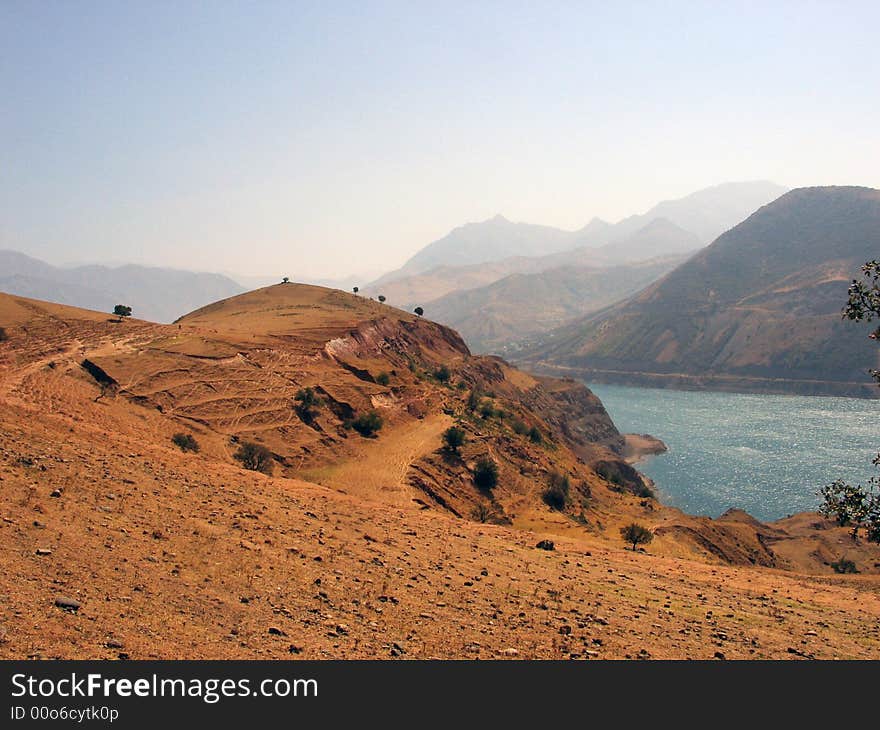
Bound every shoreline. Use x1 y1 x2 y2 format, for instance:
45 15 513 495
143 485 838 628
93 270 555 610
517 361 880 400
621 432 668 465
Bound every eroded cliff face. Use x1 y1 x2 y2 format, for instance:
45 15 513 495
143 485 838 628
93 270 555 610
325 316 471 367
521 376 625 457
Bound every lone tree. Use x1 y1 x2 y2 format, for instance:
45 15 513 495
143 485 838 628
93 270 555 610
819 260 880 543
414 306 424 317
620 523 654 551
434 365 451 383
171 432 200 453
0 326 7 342
113 304 132 322
353 286 359 295
473 456 499 490
378 295 386 303
442 426 466 454
282 276 290 283
233 441 274 475
294 387 322 423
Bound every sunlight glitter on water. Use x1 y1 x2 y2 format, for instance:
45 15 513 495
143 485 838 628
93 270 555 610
588 383 880 521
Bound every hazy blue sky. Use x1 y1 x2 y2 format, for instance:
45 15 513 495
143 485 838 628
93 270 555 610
2 1 878 279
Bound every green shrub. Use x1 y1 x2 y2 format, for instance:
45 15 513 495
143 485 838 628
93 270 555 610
171 432 200 453
351 411 383 437
527 426 543 444
234 442 274 475
0 327 7 342
294 387 322 423
434 366 451 383
479 401 496 419
830 558 859 574
543 470 570 510
473 457 499 490
471 501 495 523
442 426 467 454
511 419 528 435
467 389 482 411
376 372 391 386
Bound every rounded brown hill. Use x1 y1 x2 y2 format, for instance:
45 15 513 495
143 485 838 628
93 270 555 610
177 283 417 340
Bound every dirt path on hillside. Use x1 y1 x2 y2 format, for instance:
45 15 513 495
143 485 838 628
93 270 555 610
303 413 453 508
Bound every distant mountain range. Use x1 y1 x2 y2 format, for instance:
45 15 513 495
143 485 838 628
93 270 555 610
517 186 880 397
375 181 787 285
0 251 244 323
425 254 688 354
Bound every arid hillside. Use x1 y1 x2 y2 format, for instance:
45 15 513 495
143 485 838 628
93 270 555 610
1 286 878 659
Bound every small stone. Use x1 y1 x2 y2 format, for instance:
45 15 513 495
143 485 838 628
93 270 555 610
54 596 81 611
35 548 52 556
105 640 124 649
268 627 286 636
502 648 519 656
288 645 302 654
535 540 555 551
50 489 62 498
714 651 726 660
335 624 349 635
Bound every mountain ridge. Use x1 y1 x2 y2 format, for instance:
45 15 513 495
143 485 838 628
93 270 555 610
374 181 787 285
517 186 880 397
0 249 245 323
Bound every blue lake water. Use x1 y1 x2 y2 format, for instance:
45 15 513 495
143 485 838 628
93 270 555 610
587 383 880 521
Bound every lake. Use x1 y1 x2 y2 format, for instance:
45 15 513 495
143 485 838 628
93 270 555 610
587 383 880 521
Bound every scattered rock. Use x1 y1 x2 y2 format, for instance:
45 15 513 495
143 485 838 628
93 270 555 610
714 651 726 660
50 489 62 498
288 645 302 654
535 540 555 551
35 548 52 556
54 596 81 612
268 627 286 636
502 648 519 657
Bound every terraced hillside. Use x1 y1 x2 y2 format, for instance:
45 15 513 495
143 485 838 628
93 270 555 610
1 286 879 659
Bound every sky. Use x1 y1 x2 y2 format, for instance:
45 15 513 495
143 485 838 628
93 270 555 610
2 1 879 281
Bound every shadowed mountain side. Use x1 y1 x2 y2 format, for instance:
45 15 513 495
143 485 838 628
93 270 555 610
518 186 880 397
364 220 699 312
